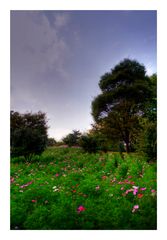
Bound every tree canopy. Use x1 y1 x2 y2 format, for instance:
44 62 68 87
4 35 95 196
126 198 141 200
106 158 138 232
91 58 155 153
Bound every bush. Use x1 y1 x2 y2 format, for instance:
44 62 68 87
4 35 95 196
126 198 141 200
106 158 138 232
47 138 56 146
11 111 48 161
136 120 157 161
79 135 99 153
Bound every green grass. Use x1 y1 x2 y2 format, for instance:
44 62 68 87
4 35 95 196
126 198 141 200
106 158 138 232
10 147 157 230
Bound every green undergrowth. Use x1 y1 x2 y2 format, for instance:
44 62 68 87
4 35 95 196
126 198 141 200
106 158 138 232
11 147 157 230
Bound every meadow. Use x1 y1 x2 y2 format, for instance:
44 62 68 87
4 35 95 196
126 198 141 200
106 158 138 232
10 147 157 230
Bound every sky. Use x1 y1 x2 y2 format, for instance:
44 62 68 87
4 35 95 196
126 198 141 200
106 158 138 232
10 10 157 140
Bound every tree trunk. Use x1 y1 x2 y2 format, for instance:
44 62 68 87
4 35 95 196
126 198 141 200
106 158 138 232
125 131 130 153
125 142 130 153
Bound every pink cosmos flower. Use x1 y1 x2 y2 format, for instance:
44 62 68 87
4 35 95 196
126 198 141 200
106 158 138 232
132 205 139 213
77 205 86 213
125 189 129 194
20 181 33 188
10 177 15 183
129 181 135 185
133 189 138 195
102 176 107 180
132 186 139 195
151 189 156 193
121 187 124 190
96 185 100 190
55 173 59 177
118 181 124 184
125 189 133 195
140 187 146 191
31 200 37 203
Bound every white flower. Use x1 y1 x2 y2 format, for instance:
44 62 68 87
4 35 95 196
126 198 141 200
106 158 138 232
53 188 59 192
52 186 59 191
132 186 139 189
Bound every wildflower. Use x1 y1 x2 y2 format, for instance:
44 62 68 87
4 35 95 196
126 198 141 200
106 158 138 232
10 177 15 183
109 193 114 197
118 181 124 184
55 173 59 177
132 205 139 213
151 189 156 197
20 181 33 188
77 205 86 213
137 193 144 199
140 187 146 191
53 186 59 192
121 187 124 190
111 177 116 183
96 185 100 190
31 200 37 203
132 186 138 189
53 188 59 192
133 189 138 195
129 181 135 185
125 188 133 195
102 176 107 180
127 176 132 179
132 186 138 195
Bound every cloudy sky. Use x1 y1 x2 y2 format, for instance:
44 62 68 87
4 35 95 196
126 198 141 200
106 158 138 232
11 10 157 140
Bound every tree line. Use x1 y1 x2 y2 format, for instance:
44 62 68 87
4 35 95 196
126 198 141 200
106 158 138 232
11 58 156 161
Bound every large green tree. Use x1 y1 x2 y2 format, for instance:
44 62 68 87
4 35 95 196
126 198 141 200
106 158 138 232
11 111 48 160
91 59 154 152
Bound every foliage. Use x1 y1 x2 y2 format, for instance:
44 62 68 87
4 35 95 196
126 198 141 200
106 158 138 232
11 147 157 230
135 119 157 161
11 111 48 161
89 123 120 152
134 74 157 161
91 58 154 152
79 134 99 153
62 130 81 147
47 137 57 147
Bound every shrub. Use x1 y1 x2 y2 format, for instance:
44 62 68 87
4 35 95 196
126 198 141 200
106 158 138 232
79 135 99 153
136 120 157 161
11 111 48 161
47 138 56 146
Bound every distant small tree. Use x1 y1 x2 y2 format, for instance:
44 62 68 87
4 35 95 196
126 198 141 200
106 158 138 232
47 137 57 147
11 111 48 161
62 130 81 147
